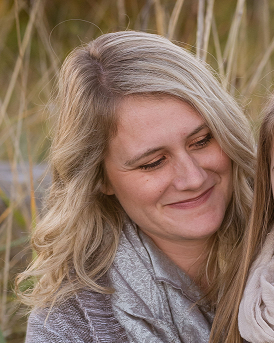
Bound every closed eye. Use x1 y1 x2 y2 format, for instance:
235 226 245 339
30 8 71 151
139 156 167 170
190 133 213 149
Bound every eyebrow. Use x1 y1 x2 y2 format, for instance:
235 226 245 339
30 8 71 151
124 123 208 167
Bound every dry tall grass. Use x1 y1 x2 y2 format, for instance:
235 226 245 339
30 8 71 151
1 0 274 342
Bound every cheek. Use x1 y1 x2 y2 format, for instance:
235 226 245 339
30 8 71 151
208 147 232 176
110 172 168 206
219 153 232 175
216 152 233 200
271 174 274 198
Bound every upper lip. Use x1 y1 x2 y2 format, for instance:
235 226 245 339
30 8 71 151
166 186 214 205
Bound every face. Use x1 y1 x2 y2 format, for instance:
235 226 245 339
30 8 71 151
104 96 233 247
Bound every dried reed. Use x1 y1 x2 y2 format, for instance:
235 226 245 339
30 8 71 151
1 0 274 341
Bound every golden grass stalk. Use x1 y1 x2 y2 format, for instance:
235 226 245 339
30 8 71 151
236 3 247 93
15 0 22 54
0 326 5 342
196 0 205 59
1 186 14 331
243 35 274 97
139 0 152 31
212 16 225 83
223 0 245 90
223 0 244 60
0 189 27 228
0 2 23 54
202 0 215 61
153 0 166 36
167 0 184 40
35 7 59 77
0 0 36 332
261 0 271 86
0 208 12 227
0 0 43 127
262 0 270 56
27 136 38 261
27 135 39 230
117 0 126 29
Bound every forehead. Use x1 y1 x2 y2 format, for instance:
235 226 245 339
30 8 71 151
107 96 207 158
115 95 204 129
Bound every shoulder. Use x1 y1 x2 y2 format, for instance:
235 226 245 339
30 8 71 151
238 227 274 342
26 288 128 343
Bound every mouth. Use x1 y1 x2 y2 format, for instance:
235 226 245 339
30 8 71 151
166 186 214 209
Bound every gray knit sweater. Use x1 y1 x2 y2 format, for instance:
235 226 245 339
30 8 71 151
26 220 214 343
26 284 128 343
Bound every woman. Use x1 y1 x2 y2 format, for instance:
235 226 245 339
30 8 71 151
231 100 274 343
17 31 255 343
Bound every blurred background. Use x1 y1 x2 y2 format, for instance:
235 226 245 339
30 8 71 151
1 0 274 341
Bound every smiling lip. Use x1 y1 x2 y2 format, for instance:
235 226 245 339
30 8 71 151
166 186 214 209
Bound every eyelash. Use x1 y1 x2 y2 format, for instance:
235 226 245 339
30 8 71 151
139 132 213 171
139 156 167 170
191 132 213 148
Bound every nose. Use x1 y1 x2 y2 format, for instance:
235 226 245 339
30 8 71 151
171 154 208 191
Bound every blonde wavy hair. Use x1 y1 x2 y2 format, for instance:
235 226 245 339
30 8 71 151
17 31 255 341
212 100 274 342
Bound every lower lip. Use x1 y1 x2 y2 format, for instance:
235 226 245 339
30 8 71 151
166 187 214 210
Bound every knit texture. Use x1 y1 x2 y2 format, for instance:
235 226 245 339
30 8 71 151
26 282 128 343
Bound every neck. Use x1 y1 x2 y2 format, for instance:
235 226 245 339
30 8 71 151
145 233 213 286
